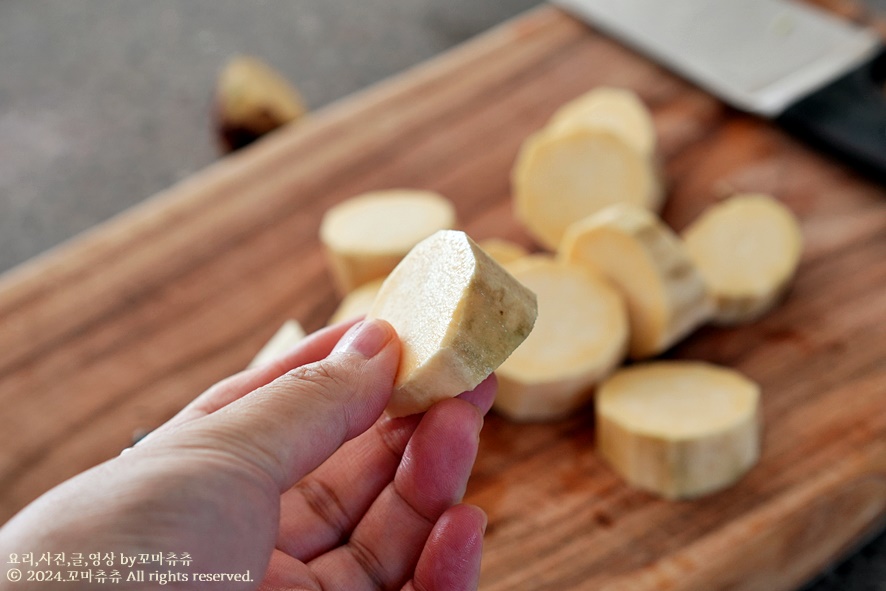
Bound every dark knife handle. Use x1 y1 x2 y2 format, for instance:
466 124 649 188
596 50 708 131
776 46 886 183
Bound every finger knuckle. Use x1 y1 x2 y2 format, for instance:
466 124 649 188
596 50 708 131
283 361 350 404
293 477 352 545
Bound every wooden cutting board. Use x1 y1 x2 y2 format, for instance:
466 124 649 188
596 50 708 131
1 4 885 590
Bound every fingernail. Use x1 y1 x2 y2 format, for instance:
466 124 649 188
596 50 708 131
332 319 392 358
480 511 489 535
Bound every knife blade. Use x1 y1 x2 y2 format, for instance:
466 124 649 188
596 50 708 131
553 0 886 180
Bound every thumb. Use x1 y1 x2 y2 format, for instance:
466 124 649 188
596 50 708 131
165 318 399 492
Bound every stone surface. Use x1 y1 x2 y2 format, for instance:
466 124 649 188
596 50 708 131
0 0 537 274
0 1 884 589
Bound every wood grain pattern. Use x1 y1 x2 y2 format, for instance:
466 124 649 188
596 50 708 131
1 5 885 590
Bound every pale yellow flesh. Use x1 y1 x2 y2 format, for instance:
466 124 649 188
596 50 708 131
320 190 456 293
683 194 803 325
560 204 712 359
513 126 662 250
248 320 307 368
328 279 385 325
217 55 306 133
368 230 537 417
548 87 656 155
495 256 628 422
596 361 761 499
477 238 529 266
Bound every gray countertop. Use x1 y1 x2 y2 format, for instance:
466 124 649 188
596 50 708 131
1 1 884 589
0 0 538 273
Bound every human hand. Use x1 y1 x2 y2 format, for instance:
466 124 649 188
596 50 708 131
0 319 495 590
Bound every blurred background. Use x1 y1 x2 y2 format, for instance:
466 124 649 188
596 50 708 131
0 0 544 274
1 1 885 589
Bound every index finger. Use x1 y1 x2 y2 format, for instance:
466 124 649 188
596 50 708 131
143 318 360 442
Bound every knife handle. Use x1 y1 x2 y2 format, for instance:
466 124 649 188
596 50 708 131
776 46 886 183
